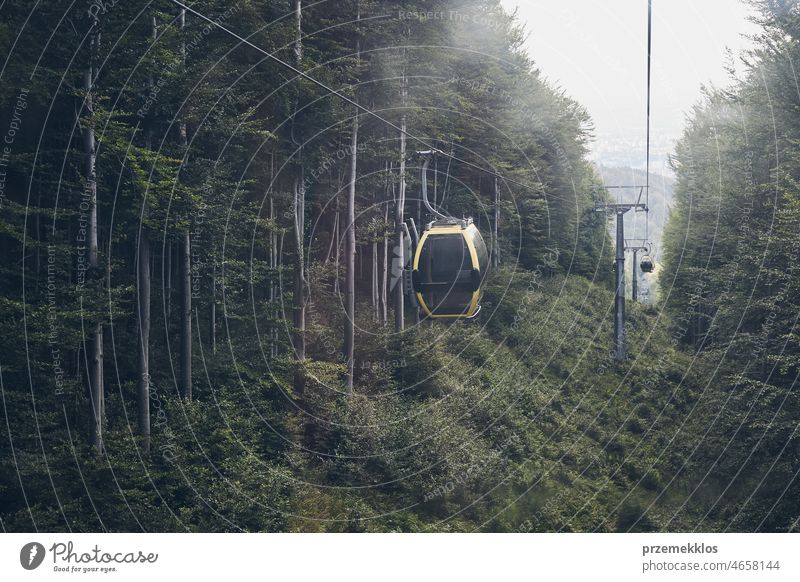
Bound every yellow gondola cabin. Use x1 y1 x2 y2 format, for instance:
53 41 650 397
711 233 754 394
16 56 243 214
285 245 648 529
412 219 489 319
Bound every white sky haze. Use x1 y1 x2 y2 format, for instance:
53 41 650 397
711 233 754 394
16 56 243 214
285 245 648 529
499 0 761 168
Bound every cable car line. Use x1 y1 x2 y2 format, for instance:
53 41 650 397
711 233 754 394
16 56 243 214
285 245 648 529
638 0 654 271
628 0 654 277
597 0 656 358
635 0 652 237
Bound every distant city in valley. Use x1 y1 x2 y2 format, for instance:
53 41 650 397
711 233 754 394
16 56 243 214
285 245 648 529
590 128 678 176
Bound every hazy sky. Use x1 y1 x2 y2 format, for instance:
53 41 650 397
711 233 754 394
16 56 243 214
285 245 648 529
499 0 760 166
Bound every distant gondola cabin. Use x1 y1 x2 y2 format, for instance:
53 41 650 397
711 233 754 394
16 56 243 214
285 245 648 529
412 219 489 319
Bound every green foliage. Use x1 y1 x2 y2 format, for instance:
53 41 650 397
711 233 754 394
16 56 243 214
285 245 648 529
3 0 796 534
659 0 800 532
267 273 709 532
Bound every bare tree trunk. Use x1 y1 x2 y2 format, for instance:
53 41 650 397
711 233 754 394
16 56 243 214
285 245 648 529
180 230 192 399
268 192 275 357
345 125 358 390
380 167 390 324
276 228 285 357
291 0 307 394
90 327 104 450
493 176 500 268
293 0 302 68
372 240 378 319
292 171 306 393
137 227 151 451
67 222 72 286
136 15 158 454
35 181 41 283
178 7 188 148
209 259 216 355
325 210 335 263
268 152 277 358
166 239 172 320
85 15 103 455
345 124 359 391
394 74 407 332
333 197 340 294
344 1 361 392
177 8 192 400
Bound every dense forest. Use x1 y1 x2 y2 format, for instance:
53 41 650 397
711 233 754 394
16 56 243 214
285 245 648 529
0 0 797 532
660 0 800 532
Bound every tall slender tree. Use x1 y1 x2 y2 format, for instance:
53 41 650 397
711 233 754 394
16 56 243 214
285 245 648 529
492 176 500 268
344 1 361 392
393 72 407 332
179 7 192 400
380 163 390 324
136 17 157 452
136 222 151 449
268 150 280 359
291 0 307 394
85 11 104 454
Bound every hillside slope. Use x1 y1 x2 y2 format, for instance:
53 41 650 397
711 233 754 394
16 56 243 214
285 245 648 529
286 270 711 532
2 271 714 532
